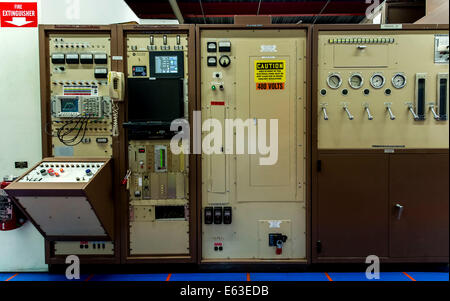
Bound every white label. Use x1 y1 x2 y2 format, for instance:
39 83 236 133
52 53 64 59
95 68 107 74
94 53 107 60
138 177 142 187
66 53 79 59
268 220 282 228
80 54 93 59
384 149 395 153
260 45 277 52
381 24 402 30
112 56 123 61
218 41 231 47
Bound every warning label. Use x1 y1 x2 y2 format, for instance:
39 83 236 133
255 60 286 83
256 83 285 90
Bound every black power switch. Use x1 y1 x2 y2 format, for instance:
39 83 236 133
223 207 232 224
213 207 223 224
204 207 213 224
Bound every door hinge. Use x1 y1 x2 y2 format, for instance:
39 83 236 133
316 240 322 254
317 160 322 172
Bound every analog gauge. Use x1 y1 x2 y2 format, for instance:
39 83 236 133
219 55 231 67
327 73 342 89
392 73 407 89
370 73 386 89
349 73 364 89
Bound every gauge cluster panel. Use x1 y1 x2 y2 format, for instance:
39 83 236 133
317 30 449 149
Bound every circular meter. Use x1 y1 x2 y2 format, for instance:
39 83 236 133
219 55 231 67
349 73 364 89
392 73 407 89
370 73 386 89
327 73 342 89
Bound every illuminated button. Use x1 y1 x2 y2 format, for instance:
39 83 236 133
60 168 64 173
55 172 60 177
211 85 216 91
86 169 92 176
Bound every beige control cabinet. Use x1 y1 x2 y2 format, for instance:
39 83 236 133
39 25 118 263
120 25 196 263
198 25 310 262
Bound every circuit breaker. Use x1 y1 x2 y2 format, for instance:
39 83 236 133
199 26 309 261
123 28 194 259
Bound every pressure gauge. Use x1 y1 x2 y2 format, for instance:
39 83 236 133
370 73 385 89
327 73 342 89
392 73 407 89
219 55 231 67
349 73 364 89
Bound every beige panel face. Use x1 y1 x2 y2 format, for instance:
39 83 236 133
54 241 114 255
48 34 113 157
200 29 307 260
18 196 106 236
126 32 191 256
317 31 449 149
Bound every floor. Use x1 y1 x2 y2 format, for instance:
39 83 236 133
1 271 448 281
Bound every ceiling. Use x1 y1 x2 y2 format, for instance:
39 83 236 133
124 0 376 24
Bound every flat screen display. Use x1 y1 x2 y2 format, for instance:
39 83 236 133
149 51 183 79
155 56 178 74
60 98 79 112
127 78 184 123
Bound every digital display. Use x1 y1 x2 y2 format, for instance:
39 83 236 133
155 56 178 74
132 66 147 76
60 98 79 113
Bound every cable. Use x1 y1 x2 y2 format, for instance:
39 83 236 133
112 101 119 137
313 0 331 25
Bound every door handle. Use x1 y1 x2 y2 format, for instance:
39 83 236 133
395 203 404 220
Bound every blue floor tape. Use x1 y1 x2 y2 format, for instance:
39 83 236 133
0 273 16 281
1 272 448 282
327 272 412 281
90 274 168 281
250 273 329 281
406 272 449 282
170 273 247 282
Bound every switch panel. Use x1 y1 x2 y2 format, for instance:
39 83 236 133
200 28 307 261
48 33 113 157
317 30 449 149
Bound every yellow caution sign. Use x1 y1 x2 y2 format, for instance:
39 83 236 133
254 60 286 83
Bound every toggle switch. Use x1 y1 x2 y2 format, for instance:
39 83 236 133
428 103 440 120
406 102 419 120
385 102 396 120
342 103 354 120
363 103 374 120
320 103 328 120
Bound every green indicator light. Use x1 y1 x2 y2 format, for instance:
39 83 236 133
212 85 216 90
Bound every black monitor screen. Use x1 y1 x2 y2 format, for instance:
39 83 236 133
127 78 184 123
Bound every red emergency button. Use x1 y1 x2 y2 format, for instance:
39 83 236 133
55 172 60 177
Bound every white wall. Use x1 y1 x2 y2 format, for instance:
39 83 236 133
0 0 154 272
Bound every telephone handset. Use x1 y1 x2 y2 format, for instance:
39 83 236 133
108 71 125 137
108 71 125 101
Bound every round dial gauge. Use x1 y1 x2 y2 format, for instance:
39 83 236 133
392 73 407 89
349 73 364 89
327 73 342 89
370 73 386 89
219 55 231 67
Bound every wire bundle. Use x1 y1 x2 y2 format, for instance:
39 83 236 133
56 118 89 146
